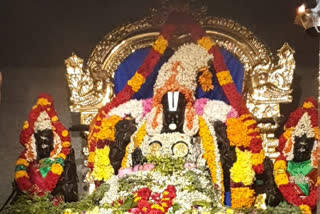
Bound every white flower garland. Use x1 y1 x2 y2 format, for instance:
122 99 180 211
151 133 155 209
153 43 213 94
202 100 236 123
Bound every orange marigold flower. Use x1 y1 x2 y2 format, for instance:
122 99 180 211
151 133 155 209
62 130 69 137
88 152 95 163
299 204 311 214
152 35 168 54
197 36 214 51
251 150 265 166
36 98 51 106
23 121 29 130
303 102 314 109
56 153 66 160
51 116 58 122
16 158 29 167
216 70 233 86
226 118 251 148
51 163 63 175
128 73 146 92
15 171 29 180
231 187 255 208
62 141 71 148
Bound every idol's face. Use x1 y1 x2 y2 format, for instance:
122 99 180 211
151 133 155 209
35 129 54 160
161 92 186 133
293 134 314 163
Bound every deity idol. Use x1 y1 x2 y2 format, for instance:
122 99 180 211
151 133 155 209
13 94 78 203
87 37 278 212
274 97 318 212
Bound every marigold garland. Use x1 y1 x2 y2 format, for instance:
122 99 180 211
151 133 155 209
198 116 224 203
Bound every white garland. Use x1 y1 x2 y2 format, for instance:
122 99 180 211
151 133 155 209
202 100 236 123
108 99 144 121
34 111 53 132
153 43 213 95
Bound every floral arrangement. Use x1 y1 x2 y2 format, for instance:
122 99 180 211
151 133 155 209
274 97 318 213
86 13 266 210
15 94 71 195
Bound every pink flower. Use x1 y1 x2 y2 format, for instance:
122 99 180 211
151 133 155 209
118 168 133 178
184 162 196 169
142 163 155 171
129 208 141 214
227 108 238 119
142 98 153 117
133 165 140 172
193 98 208 115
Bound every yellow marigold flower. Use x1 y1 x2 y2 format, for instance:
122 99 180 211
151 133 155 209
243 119 256 127
163 191 169 195
32 105 38 109
133 123 146 148
134 197 141 202
226 118 251 148
121 144 129 168
152 35 168 54
142 207 148 212
161 202 168 207
37 98 51 106
64 209 73 214
251 150 265 166
15 170 29 179
96 116 121 141
51 116 58 122
197 36 214 51
62 130 69 137
274 160 286 170
303 101 314 109
230 148 255 186
240 114 252 120
151 204 164 212
128 73 146 92
16 158 29 167
216 70 233 86
274 173 289 186
92 146 114 181
57 153 66 160
23 121 29 130
283 128 293 140
88 152 95 163
231 187 255 208
226 209 234 214
51 163 63 175
62 141 71 148
299 204 311 214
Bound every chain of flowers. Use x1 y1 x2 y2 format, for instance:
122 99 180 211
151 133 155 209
87 18 177 171
198 116 224 204
186 17 264 174
15 94 71 195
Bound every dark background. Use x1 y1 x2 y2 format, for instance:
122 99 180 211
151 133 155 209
0 0 318 206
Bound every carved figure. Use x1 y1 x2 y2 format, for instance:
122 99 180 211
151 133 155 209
11 94 78 204
274 97 318 212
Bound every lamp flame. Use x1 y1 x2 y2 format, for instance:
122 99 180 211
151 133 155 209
298 4 306 14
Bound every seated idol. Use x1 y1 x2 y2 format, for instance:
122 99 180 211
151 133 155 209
13 94 78 203
274 97 318 212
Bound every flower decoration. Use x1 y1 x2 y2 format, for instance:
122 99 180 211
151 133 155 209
15 94 71 195
274 97 318 210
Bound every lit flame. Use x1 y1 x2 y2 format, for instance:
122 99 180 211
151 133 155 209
298 4 306 14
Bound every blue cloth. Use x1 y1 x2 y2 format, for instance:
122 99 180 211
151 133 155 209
114 47 244 102
224 191 232 206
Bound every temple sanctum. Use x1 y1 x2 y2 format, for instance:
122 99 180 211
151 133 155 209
0 0 319 213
